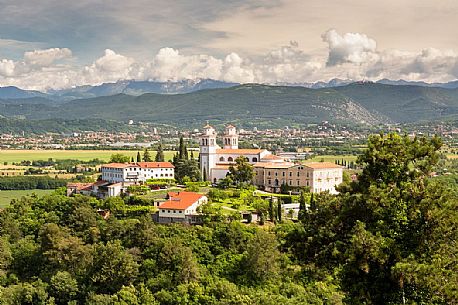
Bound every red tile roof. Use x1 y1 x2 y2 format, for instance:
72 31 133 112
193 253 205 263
216 149 263 155
261 154 284 160
67 182 94 191
160 191 204 210
303 162 343 169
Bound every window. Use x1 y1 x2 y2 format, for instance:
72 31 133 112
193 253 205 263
173 210 176 213
289 172 292 177
179 211 182 213
228 157 233 162
282 172 285 176
167 210 170 213
268 171 271 176
161 210 165 213
252 157 258 162
219 157 225 162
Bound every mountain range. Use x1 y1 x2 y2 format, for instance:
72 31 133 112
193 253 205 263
1 78 458 101
1 82 458 130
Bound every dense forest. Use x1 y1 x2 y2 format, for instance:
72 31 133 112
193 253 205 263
0 134 457 304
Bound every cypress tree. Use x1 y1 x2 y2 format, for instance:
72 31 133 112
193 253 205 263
155 144 165 162
269 199 275 222
299 191 307 221
143 148 152 162
203 167 207 181
136 151 141 162
178 137 185 160
183 144 189 160
310 192 316 210
130 157 134 162
277 200 282 222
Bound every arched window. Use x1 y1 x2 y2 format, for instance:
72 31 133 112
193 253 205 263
219 157 225 162
228 157 233 162
245 157 249 162
252 157 258 162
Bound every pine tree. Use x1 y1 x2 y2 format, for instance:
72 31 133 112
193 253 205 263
136 151 141 162
143 148 152 162
155 144 165 162
130 157 134 162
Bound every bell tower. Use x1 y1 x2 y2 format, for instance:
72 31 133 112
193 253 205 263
199 122 217 181
223 124 238 149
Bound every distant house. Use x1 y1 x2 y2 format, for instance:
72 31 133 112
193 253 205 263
101 162 175 183
66 180 135 198
156 191 207 224
253 162 343 193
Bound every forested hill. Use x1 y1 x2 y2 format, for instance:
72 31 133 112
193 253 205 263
1 83 458 127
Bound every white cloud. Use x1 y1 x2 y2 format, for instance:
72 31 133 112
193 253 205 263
0 59 16 77
322 29 378 66
24 48 72 67
148 47 223 81
1 31 458 90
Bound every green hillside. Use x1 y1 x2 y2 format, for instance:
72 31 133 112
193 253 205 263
1 83 458 128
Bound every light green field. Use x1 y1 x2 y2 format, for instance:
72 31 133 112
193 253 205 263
0 150 180 163
0 189 54 208
308 155 358 163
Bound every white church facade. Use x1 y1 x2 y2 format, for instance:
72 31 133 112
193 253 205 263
199 124 283 183
199 123 343 194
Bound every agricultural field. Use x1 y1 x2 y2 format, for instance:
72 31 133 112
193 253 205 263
308 154 358 163
0 189 54 208
0 149 180 164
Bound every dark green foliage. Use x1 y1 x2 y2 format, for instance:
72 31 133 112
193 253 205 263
155 144 165 162
0 192 344 304
173 137 200 183
136 151 141 162
0 176 67 190
228 156 255 186
109 153 130 163
142 148 152 162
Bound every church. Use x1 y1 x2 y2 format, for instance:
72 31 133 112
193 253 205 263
199 123 343 194
199 123 284 183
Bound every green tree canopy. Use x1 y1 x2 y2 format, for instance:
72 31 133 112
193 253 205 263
155 143 165 162
228 156 255 186
109 154 130 163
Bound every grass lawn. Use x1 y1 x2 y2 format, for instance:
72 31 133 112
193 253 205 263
0 189 54 208
308 155 358 163
0 150 181 164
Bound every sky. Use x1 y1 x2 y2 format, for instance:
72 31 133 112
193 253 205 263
0 0 457 90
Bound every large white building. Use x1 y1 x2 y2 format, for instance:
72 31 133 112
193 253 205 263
101 162 175 183
199 123 343 193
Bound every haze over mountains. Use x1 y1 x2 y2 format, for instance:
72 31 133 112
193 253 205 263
1 79 458 130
